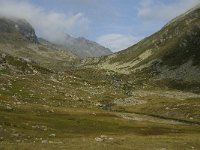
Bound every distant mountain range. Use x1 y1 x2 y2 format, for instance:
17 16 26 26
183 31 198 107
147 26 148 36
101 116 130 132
0 16 112 61
55 34 112 58
0 16 113 71
0 17 79 71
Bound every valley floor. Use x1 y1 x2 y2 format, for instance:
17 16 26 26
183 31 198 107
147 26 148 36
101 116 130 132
1 105 200 150
0 70 200 150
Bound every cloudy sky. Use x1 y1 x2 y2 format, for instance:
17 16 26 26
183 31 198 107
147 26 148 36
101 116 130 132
0 0 199 52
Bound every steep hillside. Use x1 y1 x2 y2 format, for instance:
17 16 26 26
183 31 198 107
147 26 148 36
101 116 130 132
0 17 79 71
91 5 200 86
58 34 112 58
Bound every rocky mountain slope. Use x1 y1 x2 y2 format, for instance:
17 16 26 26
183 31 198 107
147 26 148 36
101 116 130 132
57 34 112 58
0 17 79 71
87 5 200 87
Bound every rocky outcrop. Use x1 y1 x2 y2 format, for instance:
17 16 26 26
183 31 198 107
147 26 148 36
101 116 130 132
0 17 38 43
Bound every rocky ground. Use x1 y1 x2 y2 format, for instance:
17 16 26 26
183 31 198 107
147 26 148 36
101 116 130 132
0 68 200 150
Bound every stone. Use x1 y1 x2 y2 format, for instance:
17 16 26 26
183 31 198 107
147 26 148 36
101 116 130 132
1 87 6 91
95 137 103 142
6 106 13 110
49 134 56 137
41 140 48 144
16 102 21 105
11 133 19 137
49 141 54 144
16 140 21 143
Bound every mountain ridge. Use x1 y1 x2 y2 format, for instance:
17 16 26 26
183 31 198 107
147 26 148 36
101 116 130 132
55 33 113 58
86 5 200 78
0 17 79 71
80 4 200 92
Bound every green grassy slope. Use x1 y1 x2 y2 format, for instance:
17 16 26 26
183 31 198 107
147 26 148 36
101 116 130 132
98 6 200 68
81 5 200 92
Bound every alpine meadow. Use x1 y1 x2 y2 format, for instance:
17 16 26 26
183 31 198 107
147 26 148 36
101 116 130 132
0 1 200 150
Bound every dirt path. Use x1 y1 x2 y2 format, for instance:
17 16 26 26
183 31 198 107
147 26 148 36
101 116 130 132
117 112 187 125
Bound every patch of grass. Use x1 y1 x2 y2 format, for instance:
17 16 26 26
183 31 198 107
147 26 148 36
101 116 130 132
1 105 200 150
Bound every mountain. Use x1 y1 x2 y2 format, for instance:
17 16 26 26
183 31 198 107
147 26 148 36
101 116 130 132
0 17 79 71
57 34 112 58
0 17 38 43
84 4 200 90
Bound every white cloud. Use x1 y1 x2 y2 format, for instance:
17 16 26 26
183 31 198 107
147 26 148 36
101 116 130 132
138 0 200 21
97 34 143 52
0 0 89 43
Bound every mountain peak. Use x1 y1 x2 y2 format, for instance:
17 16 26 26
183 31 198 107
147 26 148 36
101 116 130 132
0 17 38 43
56 34 113 58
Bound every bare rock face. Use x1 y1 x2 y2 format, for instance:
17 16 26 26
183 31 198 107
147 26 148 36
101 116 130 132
0 17 38 43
